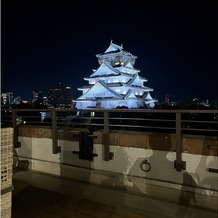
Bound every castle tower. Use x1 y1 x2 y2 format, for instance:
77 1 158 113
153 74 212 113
74 41 157 109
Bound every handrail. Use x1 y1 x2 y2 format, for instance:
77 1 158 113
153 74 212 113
1 108 217 167
2 108 217 113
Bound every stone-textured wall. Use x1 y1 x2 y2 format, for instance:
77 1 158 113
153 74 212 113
94 130 217 156
18 126 218 156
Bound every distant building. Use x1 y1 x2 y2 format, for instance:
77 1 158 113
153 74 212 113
32 90 43 103
1 92 13 105
13 96 21 105
42 97 48 106
47 83 73 108
74 41 157 109
64 86 73 107
164 94 171 104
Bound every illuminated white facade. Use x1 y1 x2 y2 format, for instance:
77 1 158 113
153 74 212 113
74 41 157 109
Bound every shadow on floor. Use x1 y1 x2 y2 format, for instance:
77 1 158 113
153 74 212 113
12 185 146 218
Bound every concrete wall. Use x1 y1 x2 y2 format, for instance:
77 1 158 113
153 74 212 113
16 126 218 210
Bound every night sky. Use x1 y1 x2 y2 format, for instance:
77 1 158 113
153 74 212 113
1 0 217 102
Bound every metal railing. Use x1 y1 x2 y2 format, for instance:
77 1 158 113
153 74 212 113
1 108 218 171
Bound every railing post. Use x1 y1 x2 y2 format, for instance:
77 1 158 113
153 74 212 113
174 112 186 171
52 110 61 154
103 111 112 161
12 109 20 148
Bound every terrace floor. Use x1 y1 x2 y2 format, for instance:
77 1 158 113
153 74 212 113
12 170 217 218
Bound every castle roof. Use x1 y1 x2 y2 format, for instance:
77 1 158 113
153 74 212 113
127 74 147 86
90 62 119 77
104 41 123 53
114 65 140 74
77 80 123 100
125 90 137 99
96 41 137 59
125 62 133 68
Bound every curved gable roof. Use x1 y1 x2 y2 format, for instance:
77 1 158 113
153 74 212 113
90 62 119 77
114 65 140 74
125 90 137 99
127 74 146 86
104 42 123 53
125 62 133 68
77 81 123 100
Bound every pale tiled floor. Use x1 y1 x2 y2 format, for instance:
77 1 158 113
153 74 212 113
12 170 217 218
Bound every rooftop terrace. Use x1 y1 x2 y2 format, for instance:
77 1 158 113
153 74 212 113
1 108 218 217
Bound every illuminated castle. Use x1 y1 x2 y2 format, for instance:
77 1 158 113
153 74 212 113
74 41 157 109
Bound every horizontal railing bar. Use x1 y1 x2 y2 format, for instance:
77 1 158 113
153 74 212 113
2 108 217 113
182 120 217 124
109 117 176 122
181 128 218 132
109 124 176 130
2 109 217 133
